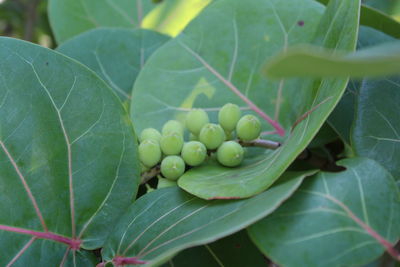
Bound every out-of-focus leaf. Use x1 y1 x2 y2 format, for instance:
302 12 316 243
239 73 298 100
0 37 139 265
248 158 400 267
264 41 400 79
57 28 169 101
142 0 212 37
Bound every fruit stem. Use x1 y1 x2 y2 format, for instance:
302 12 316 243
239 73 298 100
140 166 160 185
239 139 281 150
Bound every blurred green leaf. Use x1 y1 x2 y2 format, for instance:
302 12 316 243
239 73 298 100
57 28 169 102
264 41 400 79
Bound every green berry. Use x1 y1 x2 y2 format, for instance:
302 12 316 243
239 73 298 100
219 103 241 132
199 123 226 150
157 177 177 189
236 115 261 141
185 109 209 135
162 120 184 135
181 141 207 166
161 156 185 180
160 132 184 155
139 140 162 167
139 128 161 143
217 141 244 167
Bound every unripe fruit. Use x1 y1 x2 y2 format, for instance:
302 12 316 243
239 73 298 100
217 141 244 167
199 123 226 150
181 141 207 166
161 156 185 180
236 115 261 141
185 109 209 135
162 120 184 135
140 128 161 143
157 177 177 189
219 103 241 132
160 132 184 155
139 140 162 167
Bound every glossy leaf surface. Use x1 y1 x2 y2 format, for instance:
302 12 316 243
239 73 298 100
101 171 313 266
57 28 169 101
248 158 400 267
0 38 139 265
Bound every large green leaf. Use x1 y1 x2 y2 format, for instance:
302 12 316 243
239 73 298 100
352 76 400 180
248 158 400 267
100 171 312 266
0 37 139 265
162 231 266 267
57 28 169 102
131 0 360 199
264 41 400 78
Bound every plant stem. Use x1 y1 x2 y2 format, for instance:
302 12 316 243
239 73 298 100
140 166 160 184
239 139 281 149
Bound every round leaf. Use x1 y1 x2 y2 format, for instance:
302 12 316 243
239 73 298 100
248 158 400 267
0 38 139 265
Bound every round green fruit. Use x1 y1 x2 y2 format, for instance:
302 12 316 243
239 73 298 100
160 132 184 155
162 120 184 135
181 141 207 166
218 103 241 132
161 156 185 180
185 109 209 135
139 128 161 143
217 141 244 167
236 115 261 141
199 123 226 150
139 140 162 167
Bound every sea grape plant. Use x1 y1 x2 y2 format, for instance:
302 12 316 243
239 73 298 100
0 0 400 266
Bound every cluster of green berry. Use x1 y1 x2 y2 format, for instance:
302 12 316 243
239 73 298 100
139 103 261 181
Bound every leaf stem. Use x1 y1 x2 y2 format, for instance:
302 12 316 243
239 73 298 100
113 256 147 266
0 225 81 250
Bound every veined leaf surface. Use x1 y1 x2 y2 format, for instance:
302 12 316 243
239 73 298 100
248 158 400 267
0 38 139 265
